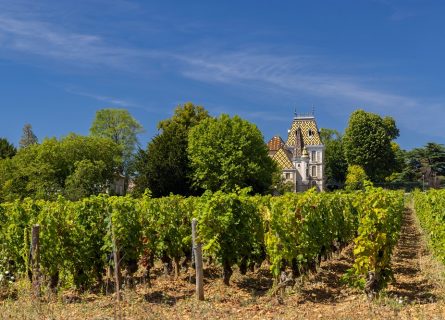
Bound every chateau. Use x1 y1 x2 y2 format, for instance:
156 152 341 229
267 113 325 192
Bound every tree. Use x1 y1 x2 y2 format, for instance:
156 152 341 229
157 102 209 132
345 165 369 191
319 128 348 188
134 130 190 197
19 124 38 148
133 103 209 197
188 114 278 193
0 138 16 159
408 142 445 188
343 110 399 182
64 160 109 200
0 134 121 201
90 108 143 173
271 171 294 194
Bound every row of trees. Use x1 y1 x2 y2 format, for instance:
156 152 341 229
322 110 445 190
0 104 278 201
1 106 443 201
133 103 277 197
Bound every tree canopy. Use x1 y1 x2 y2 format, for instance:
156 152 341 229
90 108 143 173
157 102 209 132
319 128 348 188
133 103 209 197
0 138 16 159
0 134 121 201
188 114 278 193
407 142 445 188
345 164 369 191
343 110 399 182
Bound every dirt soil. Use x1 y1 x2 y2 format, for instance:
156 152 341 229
1 208 444 319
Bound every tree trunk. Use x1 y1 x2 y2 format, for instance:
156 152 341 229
223 260 233 286
161 254 172 276
239 256 248 275
49 272 59 292
174 257 181 279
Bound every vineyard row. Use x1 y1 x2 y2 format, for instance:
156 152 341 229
413 189 445 265
0 187 404 295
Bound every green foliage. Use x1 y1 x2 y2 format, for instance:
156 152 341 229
157 102 209 132
134 103 209 197
0 135 121 201
413 189 445 264
319 128 348 187
188 114 278 194
345 165 369 191
107 196 142 275
90 108 143 174
343 110 399 182
19 124 38 149
0 187 402 293
196 189 263 283
0 138 16 159
344 188 404 293
139 194 193 271
408 143 445 188
271 171 295 195
65 160 109 200
264 190 357 278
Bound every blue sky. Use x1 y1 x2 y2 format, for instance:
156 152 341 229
0 0 444 150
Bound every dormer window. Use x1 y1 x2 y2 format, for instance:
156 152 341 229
308 129 313 136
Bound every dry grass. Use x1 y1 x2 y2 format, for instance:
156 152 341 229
1 208 445 320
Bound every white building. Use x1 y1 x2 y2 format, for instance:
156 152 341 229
267 113 325 192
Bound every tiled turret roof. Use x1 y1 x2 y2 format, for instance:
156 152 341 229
286 116 322 146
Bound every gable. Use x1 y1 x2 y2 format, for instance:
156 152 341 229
272 147 293 169
267 136 285 152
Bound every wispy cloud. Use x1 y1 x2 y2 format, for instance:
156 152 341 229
65 88 137 108
0 2 442 143
0 15 158 71
65 87 166 115
174 50 445 140
176 51 420 110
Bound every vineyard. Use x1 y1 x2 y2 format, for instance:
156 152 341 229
0 186 405 302
413 189 445 264
0 186 445 319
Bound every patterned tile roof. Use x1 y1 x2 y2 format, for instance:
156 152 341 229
267 136 285 151
272 147 293 169
286 117 322 146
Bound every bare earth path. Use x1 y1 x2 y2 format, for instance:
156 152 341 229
386 208 439 303
1 208 444 319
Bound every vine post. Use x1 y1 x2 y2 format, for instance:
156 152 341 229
192 218 204 301
31 224 41 300
111 223 121 302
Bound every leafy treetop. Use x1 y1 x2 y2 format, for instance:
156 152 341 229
188 114 278 194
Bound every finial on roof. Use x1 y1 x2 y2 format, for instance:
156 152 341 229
311 104 315 116
294 107 297 118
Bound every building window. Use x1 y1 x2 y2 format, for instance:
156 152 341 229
311 166 317 177
308 129 313 136
311 151 316 162
285 173 291 180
